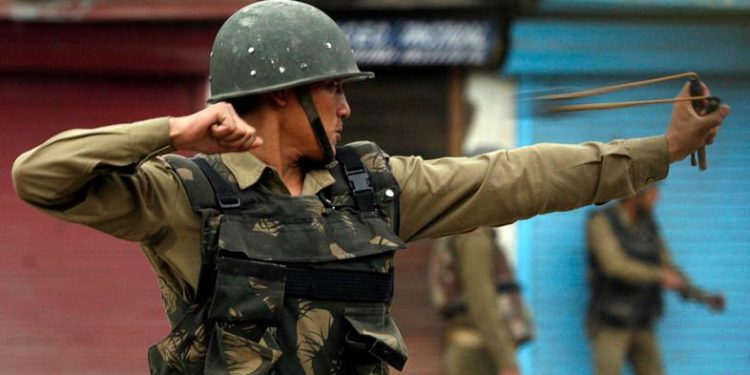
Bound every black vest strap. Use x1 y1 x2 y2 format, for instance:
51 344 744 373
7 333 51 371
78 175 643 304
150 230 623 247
163 155 216 211
285 267 393 302
192 157 242 209
336 146 376 213
218 257 394 302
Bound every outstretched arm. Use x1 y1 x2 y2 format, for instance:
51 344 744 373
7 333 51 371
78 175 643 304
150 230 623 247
392 83 730 242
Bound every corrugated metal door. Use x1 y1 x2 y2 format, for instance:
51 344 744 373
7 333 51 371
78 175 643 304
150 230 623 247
507 16 750 374
0 20 213 374
515 74 750 375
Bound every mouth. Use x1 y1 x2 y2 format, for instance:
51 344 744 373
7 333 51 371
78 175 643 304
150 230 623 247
333 127 343 143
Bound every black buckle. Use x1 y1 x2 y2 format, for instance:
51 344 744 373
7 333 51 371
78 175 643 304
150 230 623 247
346 169 373 194
217 192 241 209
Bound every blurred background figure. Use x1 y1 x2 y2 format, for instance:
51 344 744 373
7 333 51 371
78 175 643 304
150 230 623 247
586 185 726 375
430 222 534 375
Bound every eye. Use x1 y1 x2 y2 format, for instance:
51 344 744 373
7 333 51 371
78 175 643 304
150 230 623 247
328 80 342 92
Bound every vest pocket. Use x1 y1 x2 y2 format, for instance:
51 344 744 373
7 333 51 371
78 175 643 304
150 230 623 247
208 255 286 323
147 306 209 375
205 323 282 375
343 306 409 372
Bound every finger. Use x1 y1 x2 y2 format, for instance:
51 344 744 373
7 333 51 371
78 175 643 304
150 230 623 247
230 134 264 152
222 131 255 149
718 104 731 118
705 104 731 129
216 127 249 144
210 118 236 137
218 121 257 146
677 82 692 98
705 129 718 145
237 134 263 151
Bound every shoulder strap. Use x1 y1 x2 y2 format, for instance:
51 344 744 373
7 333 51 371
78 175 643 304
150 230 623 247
335 142 401 235
163 154 241 211
162 154 217 211
335 145 376 213
162 154 235 304
192 157 242 210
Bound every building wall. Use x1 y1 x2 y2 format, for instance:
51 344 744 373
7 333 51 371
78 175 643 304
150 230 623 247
0 19 215 374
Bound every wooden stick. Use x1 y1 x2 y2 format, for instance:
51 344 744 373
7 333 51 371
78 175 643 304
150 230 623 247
698 147 707 170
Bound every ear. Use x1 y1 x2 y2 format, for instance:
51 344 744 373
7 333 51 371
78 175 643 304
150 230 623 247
268 89 293 107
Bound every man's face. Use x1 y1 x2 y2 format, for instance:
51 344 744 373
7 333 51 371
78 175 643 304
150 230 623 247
309 79 350 150
284 79 350 163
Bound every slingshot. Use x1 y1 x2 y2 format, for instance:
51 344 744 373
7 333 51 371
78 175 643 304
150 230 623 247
536 72 721 170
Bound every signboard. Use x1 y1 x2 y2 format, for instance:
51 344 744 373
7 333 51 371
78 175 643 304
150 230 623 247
338 19 502 67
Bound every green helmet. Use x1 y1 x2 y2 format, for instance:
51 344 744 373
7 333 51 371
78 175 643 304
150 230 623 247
208 0 373 103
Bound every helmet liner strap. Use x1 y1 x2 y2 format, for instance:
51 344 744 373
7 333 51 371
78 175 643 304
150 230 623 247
294 86 335 167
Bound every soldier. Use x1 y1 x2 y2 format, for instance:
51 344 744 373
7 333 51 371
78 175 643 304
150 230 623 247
586 185 726 375
12 0 729 374
430 226 533 375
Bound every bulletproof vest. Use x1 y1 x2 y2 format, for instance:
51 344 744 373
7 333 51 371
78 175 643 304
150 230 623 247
588 206 664 328
148 142 408 375
429 227 535 346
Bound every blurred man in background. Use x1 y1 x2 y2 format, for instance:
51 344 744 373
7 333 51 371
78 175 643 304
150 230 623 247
586 185 726 375
430 226 534 375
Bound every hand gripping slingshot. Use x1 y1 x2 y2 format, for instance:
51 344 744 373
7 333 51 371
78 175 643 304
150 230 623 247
536 72 721 170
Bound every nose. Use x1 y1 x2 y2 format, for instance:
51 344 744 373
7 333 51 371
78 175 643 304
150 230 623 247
337 92 351 119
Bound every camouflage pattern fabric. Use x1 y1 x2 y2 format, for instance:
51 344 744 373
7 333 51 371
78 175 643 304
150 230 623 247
149 142 408 375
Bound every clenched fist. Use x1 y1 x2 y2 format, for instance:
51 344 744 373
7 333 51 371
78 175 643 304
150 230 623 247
169 102 263 154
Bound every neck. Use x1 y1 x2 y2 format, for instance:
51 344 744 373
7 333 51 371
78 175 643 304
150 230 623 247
247 112 307 196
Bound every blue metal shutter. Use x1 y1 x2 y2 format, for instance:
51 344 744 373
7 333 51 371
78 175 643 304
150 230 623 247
509 20 750 375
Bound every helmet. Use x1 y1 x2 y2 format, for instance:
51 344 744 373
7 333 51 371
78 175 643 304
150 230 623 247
208 0 373 103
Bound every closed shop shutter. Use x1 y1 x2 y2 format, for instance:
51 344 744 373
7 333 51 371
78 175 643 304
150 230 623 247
510 19 750 375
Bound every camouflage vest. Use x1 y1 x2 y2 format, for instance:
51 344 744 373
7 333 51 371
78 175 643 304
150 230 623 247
149 142 408 375
428 227 535 345
588 206 663 328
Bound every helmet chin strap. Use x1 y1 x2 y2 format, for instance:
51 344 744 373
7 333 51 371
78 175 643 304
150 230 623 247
294 86 337 168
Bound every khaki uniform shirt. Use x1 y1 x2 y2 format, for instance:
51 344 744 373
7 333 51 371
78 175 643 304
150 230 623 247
588 205 708 302
13 117 669 304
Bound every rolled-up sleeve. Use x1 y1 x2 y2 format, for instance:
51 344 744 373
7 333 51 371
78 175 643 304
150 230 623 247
390 136 669 242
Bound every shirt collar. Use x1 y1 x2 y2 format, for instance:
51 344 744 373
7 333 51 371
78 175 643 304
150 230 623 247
220 152 266 189
220 152 336 195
